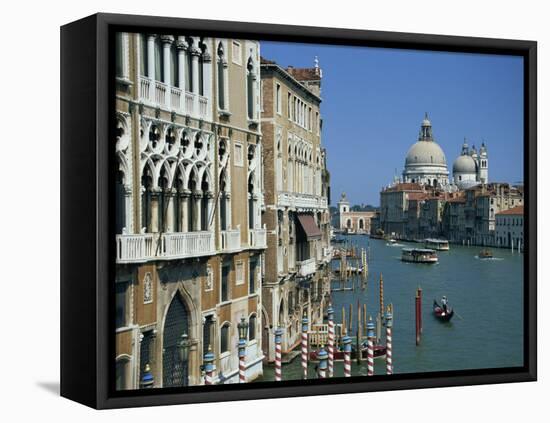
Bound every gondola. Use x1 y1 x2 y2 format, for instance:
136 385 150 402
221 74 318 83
309 343 386 362
433 299 454 321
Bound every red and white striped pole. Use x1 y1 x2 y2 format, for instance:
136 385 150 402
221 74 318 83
301 314 309 379
367 316 375 376
342 335 352 377
385 305 393 375
274 328 283 382
327 305 335 377
238 338 246 383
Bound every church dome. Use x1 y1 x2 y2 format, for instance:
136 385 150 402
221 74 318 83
453 154 476 174
405 141 447 167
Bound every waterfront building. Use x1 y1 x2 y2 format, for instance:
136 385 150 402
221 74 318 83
441 183 523 246
337 192 376 234
114 33 266 389
379 182 425 237
260 57 332 361
495 205 524 250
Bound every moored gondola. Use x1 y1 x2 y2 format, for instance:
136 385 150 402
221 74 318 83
433 299 454 321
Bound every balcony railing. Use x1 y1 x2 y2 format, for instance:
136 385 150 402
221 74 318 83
277 192 328 210
221 227 241 252
249 226 267 249
297 257 317 277
138 76 210 120
116 233 155 263
116 231 215 263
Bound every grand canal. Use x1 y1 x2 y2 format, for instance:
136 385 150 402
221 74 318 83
261 235 524 380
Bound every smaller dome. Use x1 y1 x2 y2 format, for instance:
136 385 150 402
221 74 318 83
453 154 476 174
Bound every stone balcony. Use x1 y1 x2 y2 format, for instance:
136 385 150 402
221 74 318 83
221 227 242 253
277 192 328 210
139 76 210 120
116 231 215 264
297 257 317 278
248 226 267 249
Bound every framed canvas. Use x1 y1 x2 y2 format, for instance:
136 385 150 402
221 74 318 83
60 13 537 409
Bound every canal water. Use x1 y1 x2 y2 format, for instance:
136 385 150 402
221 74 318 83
261 235 524 380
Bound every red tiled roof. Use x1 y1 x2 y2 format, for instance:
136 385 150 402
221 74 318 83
286 67 321 81
496 205 524 216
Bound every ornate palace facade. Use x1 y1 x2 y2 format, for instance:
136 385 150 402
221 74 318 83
114 33 266 389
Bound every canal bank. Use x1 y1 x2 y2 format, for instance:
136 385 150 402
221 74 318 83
260 234 524 380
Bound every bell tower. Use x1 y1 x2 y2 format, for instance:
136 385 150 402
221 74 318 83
478 142 488 184
338 192 350 229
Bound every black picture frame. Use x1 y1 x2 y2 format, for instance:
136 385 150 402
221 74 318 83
60 12 537 409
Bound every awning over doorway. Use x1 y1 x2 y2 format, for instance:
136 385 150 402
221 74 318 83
296 214 322 240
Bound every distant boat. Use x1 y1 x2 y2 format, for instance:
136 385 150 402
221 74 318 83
425 238 450 251
479 249 494 259
401 248 438 264
433 299 454 321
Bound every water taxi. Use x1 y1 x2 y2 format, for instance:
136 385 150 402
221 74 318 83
401 248 438 264
478 248 494 259
424 238 450 251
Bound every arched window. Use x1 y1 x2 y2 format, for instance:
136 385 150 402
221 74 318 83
115 166 126 234
139 34 148 77
141 165 154 232
220 323 230 353
248 173 255 229
200 173 210 231
247 57 255 119
217 43 225 110
116 356 130 390
158 166 169 232
249 314 257 341
154 37 163 82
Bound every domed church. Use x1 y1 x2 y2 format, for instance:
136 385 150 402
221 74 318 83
452 139 489 189
402 113 450 189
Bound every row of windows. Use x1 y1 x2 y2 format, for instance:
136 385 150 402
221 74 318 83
496 217 523 226
273 82 320 133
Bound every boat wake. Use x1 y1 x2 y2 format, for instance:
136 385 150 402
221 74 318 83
474 256 504 261
386 243 404 247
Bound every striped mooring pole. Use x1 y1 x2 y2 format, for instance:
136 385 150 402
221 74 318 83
367 316 375 376
318 346 328 379
238 338 246 383
140 363 154 389
301 314 309 380
385 305 393 375
204 345 215 385
379 273 384 321
274 328 283 382
327 305 335 377
343 335 352 377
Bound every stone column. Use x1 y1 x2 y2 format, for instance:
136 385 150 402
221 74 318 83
180 189 190 232
206 191 215 231
150 188 160 233
202 51 212 119
147 34 156 82
176 37 188 92
124 184 132 233
161 35 174 85
193 191 203 231
165 189 176 233
190 47 201 114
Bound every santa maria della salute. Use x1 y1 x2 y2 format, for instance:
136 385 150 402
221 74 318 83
401 113 488 191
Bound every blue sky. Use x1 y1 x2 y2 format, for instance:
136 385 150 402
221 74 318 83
261 41 524 206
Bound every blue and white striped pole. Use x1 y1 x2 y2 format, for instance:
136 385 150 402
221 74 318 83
204 346 215 385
